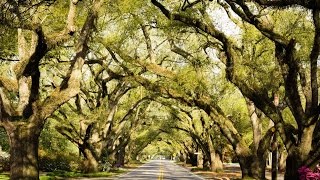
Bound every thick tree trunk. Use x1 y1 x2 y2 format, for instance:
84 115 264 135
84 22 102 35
284 125 315 180
82 148 99 173
179 152 187 165
208 135 223 172
238 155 267 180
108 150 117 165
187 152 197 166
6 124 41 180
284 149 301 180
197 152 203 168
210 151 223 172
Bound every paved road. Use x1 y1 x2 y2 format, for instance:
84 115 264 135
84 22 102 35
114 160 204 180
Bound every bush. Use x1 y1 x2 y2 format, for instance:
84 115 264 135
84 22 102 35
39 150 80 172
98 161 112 172
298 166 320 180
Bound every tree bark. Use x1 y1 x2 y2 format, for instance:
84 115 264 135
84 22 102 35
278 148 287 172
82 147 99 173
271 139 278 180
246 99 262 151
208 135 223 172
284 148 301 180
210 151 223 172
284 124 315 180
5 123 41 180
238 155 267 180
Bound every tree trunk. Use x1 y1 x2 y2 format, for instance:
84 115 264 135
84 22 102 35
116 145 125 167
6 124 41 180
210 151 223 172
82 148 99 173
278 148 287 172
108 150 117 165
271 141 278 180
284 149 301 180
238 155 267 180
197 152 203 168
246 99 262 151
284 125 315 180
208 135 223 172
187 152 197 166
179 152 187 166
203 154 210 169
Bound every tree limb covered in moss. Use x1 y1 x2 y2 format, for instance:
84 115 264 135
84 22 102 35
40 0 104 121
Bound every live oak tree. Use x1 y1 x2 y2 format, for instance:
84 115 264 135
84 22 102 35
2 1 319 180
102 35 274 179
55 79 149 172
127 101 173 161
150 0 320 179
170 107 224 171
103 7 288 177
0 0 103 179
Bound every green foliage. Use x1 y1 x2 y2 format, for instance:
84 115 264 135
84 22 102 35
218 88 252 144
41 0 88 34
0 26 17 58
237 24 280 93
40 120 76 153
3 0 314 177
273 8 314 60
39 151 80 172
0 174 9 180
43 169 126 178
0 127 9 152
39 121 79 172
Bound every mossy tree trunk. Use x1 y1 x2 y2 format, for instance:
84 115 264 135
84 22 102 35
237 153 267 180
4 123 41 180
208 135 223 172
82 147 99 173
284 125 316 180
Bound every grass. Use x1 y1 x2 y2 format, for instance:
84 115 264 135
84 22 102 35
44 169 126 178
0 169 126 180
0 174 9 180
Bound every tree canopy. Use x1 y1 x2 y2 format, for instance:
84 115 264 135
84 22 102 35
1 0 320 180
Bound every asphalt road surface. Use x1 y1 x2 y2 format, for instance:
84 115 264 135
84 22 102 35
115 160 204 180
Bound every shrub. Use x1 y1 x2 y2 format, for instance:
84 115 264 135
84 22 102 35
298 166 320 180
39 150 80 172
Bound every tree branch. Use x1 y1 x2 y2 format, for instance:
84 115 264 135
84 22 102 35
250 0 320 9
225 0 290 46
46 0 80 48
308 9 320 117
40 0 103 121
